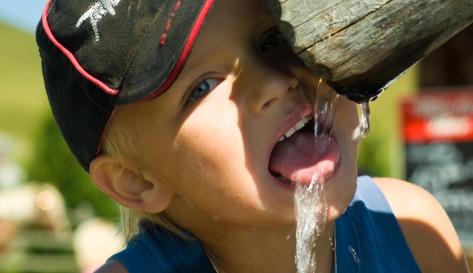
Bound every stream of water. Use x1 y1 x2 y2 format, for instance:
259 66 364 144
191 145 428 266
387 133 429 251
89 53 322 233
294 81 371 273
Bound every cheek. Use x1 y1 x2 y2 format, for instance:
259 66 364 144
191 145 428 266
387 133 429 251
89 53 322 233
176 89 247 171
171 106 249 192
337 98 359 134
178 102 243 168
169 135 263 222
166 104 273 220
333 98 360 154
335 98 359 167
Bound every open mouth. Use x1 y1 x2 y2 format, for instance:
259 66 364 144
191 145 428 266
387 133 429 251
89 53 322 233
268 115 340 186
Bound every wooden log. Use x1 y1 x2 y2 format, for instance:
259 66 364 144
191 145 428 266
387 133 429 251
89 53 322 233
266 0 473 102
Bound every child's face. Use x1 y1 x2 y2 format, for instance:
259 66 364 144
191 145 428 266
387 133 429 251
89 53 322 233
121 0 359 228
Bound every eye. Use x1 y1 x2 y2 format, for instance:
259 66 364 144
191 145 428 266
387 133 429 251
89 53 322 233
260 29 287 53
187 78 221 103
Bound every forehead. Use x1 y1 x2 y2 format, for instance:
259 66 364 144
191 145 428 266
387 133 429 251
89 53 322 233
195 0 274 44
208 0 273 23
179 0 275 72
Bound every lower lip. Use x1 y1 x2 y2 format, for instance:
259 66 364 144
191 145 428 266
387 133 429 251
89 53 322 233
268 136 341 189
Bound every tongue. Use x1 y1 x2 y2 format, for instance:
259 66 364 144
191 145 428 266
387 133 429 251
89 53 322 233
269 131 339 185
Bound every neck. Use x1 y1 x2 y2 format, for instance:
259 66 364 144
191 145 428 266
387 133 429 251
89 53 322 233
166 197 335 273
196 222 335 273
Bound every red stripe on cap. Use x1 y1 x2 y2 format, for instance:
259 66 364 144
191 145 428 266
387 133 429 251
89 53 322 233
146 0 215 100
41 0 119 96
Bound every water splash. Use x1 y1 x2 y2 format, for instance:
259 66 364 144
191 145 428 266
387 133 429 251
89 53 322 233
352 101 371 140
295 174 327 273
348 245 361 265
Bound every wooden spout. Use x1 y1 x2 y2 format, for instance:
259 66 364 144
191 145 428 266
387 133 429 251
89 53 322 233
266 0 473 102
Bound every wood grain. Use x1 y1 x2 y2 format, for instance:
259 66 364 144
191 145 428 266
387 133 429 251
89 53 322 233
266 0 473 101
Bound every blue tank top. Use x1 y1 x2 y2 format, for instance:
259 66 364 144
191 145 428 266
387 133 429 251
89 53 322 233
110 176 421 273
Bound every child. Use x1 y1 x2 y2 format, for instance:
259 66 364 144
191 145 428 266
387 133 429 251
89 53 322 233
36 0 470 272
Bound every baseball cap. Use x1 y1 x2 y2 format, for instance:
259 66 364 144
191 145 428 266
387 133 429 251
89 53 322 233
36 0 215 170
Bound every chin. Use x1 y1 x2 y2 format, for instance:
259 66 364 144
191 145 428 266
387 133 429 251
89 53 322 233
324 168 358 222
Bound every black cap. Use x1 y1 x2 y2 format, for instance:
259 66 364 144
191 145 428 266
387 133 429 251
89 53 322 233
36 0 215 170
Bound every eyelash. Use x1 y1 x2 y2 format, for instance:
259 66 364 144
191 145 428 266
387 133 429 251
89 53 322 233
260 29 286 53
186 77 221 104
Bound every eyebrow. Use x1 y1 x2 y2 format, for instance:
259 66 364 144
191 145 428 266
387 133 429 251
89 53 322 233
180 56 207 79
184 41 224 72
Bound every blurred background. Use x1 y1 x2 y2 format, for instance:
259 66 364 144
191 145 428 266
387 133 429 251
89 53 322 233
0 1 472 272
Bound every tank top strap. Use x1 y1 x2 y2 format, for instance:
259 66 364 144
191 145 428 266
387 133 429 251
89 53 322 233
109 222 215 273
335 176 422 273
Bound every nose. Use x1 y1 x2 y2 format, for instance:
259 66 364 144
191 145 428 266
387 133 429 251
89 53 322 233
237 59 300 114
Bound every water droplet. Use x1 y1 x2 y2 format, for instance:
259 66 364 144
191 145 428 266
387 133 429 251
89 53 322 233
352 101 371 140
348 245 361 265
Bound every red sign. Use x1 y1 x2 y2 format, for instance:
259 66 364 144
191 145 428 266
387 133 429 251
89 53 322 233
402 90 473 143
402 89 473 246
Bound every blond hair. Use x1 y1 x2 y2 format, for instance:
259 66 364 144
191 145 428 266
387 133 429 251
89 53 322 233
103 109 187 241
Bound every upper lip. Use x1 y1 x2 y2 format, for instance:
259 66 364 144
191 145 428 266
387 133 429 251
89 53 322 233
265 104 314 169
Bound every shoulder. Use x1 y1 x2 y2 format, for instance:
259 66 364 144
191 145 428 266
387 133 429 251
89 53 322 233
373 177 469 273
94 260 129 273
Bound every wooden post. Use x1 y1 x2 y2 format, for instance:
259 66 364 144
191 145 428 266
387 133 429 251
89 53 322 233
266 0 473 102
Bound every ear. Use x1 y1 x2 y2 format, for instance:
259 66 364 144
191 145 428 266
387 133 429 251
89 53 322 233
89 155 175 213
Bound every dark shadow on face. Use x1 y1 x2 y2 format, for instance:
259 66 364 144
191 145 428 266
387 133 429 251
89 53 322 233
224 0 329 223
224 1 359 227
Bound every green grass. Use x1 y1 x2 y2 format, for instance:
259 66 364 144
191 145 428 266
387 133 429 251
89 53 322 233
0 23 119 221
0 22 49 164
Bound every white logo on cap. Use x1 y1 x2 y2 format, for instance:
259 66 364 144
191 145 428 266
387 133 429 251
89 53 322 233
76 0 122 42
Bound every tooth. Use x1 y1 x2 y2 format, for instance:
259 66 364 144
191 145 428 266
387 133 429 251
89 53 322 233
280 117 310 141
284 128 296 138
294 119 306 131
